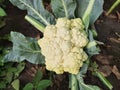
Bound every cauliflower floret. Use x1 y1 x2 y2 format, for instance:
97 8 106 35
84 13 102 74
60 41 72 54
71 18 84 30
63 48 88 74
44 25 57 38
57 27 71 40
38 18 88 74
56 18 71 28
71 28 88 47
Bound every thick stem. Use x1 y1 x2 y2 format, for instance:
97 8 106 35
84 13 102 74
71 74 78 90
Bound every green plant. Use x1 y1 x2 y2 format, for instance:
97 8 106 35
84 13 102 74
0 62 25 89
0 34 10 66
0 34 24 89
0 6 6 28
106 0 120 15
90 62 113 90
6 0 113 90
5 31 45 64
0 7 6 16
0 0 6 28
23 70 52 90
0 47 10 66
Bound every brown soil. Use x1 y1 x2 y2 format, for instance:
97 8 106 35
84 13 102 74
0 0 120 90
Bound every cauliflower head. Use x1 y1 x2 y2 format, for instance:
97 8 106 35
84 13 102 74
38 18 88 74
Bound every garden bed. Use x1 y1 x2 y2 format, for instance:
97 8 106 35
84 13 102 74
0 0 120 90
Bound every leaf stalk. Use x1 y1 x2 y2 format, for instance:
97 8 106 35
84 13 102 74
25 15 45 33
106 0 120 15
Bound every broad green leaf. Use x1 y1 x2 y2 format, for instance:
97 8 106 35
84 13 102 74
33 70 43 86
9 0 55 25
5 31 45 64
51 0 76 18
76 0 104 24
37 80 52 89
23 83 33 90
0 7 6 16
5 50 25 62
78 0 95 29
12 79 20 90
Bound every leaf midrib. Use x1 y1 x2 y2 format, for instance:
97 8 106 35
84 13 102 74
19 0 50 25
61 0 68 18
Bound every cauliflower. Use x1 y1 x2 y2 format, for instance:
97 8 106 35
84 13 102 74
38 18 88 74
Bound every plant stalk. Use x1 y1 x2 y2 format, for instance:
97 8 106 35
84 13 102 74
70 74 78 90
106 0 120 15
95 71 113 90
25 15 45 33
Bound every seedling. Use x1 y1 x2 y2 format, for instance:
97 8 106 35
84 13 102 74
23 70 52 90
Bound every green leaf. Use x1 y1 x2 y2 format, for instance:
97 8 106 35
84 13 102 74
76 72 100 90
79 84 100 90
33 70 43 86
12 79 20 90
5 31 45 64
51 0 76 18
86 30 100 56
82 0 95 29
14 62 25 78
37 80 52 89
0 81 6 89
0 47 10 66
23 83 33 90
76 0 104 24
94 71 113 90
0 7 6 16
9 0 55 25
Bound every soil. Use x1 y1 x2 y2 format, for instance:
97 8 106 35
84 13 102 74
0 0 120 90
